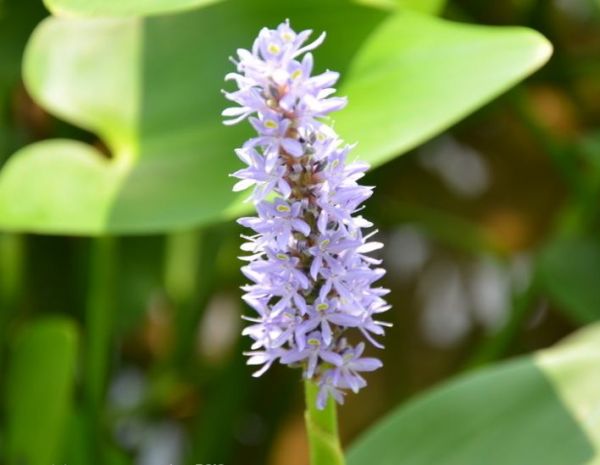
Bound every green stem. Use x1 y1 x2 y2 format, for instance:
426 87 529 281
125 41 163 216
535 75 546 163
84 236 117 460
0 234 25 337
304 379 346 465
0 233 25 376
164 229 202 369
163 227 226 371
164 229 201 310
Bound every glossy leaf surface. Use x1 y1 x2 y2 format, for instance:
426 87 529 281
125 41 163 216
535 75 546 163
348 324 600 465
0 5 551 234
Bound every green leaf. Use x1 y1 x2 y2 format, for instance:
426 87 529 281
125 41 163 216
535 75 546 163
45 0 220 17
0 5 551 234
336 13 551 167
538 324 600 451
5 318 79 465
396 0 446 14
348 323 600 465
537 236 600 323
357 0 446 14
44 0 444 17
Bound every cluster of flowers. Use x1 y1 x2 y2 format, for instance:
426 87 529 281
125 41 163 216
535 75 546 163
223 20 390 409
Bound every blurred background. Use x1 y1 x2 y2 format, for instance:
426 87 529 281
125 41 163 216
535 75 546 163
0 1 599 464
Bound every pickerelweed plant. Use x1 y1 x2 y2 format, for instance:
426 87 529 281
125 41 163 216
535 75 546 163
223 20 390 464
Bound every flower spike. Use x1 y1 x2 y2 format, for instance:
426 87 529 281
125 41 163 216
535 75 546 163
223 20 390 409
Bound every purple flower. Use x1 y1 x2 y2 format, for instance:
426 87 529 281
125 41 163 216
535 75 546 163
232 146 291 201
247 112 305 157
326 342 382 393
239 199 310 250
280 331 343 379
295 299 361 347
224 20 390 409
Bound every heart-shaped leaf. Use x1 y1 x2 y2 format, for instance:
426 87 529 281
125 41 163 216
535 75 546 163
0 4 551 234
5 318 79 465
348 323 600 465
44 0 220 17
44 0 444 17
335 13 551 167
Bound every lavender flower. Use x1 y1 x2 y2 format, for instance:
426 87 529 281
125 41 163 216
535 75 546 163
223 20 390 409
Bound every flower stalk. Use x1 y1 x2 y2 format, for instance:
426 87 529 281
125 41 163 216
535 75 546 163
305 378 346 465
